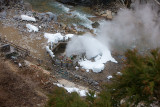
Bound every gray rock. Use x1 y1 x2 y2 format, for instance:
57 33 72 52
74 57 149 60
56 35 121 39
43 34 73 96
36 13 45 20
26 11 33 16
37 12 57 22
0 11 6 18
42 15 48 22
13 15 21 20
46 12 57 22
92 22 100 28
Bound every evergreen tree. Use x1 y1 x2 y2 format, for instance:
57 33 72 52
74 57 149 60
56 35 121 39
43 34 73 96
102 49 160 106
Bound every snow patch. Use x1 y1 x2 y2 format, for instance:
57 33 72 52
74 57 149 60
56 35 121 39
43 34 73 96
26 24 39 32
107 75 113 79
18 63 22 68
116 72 122 75
75 66 79 70
46 46 55 58
65 34 74 40
44 33 74 43
44 33 63 43
21 15 36 22
54 83 88 97
79 60 105 73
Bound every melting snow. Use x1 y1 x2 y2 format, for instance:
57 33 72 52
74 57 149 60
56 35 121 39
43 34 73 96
44 33 74 58
75 66 79 70
26 24 39 32
21 15 36 22
54 83 88 97
116 72 122 75
46 46 55 58
44 33 64 43
65 34 74 40
44 33 75 43
107 75 113 79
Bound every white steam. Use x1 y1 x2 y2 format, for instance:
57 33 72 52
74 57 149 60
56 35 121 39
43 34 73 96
65 33 117 73
65 0 160 63
66 33 102 59
98 1 160 51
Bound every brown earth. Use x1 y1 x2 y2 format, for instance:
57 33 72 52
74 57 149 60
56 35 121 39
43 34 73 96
0 57 57 107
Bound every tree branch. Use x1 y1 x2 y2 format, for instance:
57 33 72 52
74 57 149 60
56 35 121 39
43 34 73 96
153 0 160 6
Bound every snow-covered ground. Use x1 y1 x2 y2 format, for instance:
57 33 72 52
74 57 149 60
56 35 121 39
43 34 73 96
44 33 75 58
44 33 64 43
21 15 36 22
54 79 89 97
54 83 88 96
26 24 39 32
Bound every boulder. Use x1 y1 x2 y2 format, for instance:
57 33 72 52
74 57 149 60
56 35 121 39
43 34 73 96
37 12 57 22
46 12 57 22
37 13 45 20
92 22 100 28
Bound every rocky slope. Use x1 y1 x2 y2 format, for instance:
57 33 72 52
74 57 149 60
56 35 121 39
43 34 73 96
0 0 22 11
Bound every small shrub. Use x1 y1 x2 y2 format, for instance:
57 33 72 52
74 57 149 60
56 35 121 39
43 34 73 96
46 87 88 107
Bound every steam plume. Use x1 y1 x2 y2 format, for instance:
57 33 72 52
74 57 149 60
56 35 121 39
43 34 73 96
98 0 160 51
66 0 160 58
